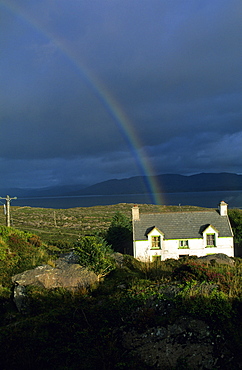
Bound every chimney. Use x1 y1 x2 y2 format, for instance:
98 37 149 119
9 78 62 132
219 201 228 216
132 205 140 221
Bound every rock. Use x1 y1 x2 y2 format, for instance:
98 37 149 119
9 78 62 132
13 284 27 313
197 253 234 266
112 252 124 267
12 254 98 312
122 316 228 369
55 251 80 267
12 263 98 290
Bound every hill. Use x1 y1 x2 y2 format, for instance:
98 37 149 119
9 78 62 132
71 172 242 196
1 173 242 199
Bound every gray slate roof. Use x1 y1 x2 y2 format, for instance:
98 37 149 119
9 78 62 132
133 211 233 241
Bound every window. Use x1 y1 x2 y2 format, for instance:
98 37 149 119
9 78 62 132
179 240 189 249
151 236 161 249
206 234 216 247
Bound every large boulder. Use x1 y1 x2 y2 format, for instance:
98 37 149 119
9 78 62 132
197 253 234 266
12 254 98 312
12 263 98 290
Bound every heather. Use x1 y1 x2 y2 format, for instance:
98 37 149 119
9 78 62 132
0 205 242 368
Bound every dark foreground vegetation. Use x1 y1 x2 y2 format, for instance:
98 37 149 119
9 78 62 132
0 204 242 369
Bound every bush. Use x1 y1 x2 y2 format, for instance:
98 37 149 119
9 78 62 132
28 235 42 247
74 236 115 277
228 209 242 243
0 226 32 243
49 239 75 252
105 212 132 254
172 261 209 282
177 281 233 324
0 227 54 286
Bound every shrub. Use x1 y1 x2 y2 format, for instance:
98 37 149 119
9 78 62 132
74 236 115 277
28 234 42 247
172 261 208 282
105 212 132 254
7 234 40 273
0 227 54 286
49 239 75 252
0 226 32 243
0 237 8 261
228 209 242 243
177 281 233 324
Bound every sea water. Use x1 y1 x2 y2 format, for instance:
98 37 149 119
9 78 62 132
10 190 242 209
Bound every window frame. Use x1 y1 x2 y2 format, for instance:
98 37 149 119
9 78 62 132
179 240 189 249
206 233 216 247
151 236 161 250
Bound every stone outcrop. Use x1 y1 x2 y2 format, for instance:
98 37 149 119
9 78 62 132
12 253 98 312
12 263 98 290
197 253 235 266
122 316 230 369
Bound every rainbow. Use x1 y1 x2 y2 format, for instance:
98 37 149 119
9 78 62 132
1 1 164 204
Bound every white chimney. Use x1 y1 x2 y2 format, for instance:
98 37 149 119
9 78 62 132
219 201 228 216
132 205 140 221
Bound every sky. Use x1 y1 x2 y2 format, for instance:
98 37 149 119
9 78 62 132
1 0 242 190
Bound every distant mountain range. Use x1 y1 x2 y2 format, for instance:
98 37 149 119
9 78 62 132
2 173 242 198
70 173 242 196
0 184 87 198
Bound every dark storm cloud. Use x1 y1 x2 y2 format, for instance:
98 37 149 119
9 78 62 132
0 0 242 188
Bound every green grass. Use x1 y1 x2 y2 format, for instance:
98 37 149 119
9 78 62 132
0 203 211 244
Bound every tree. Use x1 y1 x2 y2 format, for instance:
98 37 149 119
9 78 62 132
228 209 242 243
74 236 115 277
106 212 133 254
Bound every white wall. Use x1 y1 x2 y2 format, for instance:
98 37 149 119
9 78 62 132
134 236 234 262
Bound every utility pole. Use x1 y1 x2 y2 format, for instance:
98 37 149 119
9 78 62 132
53 210 57 227
0 195 17 227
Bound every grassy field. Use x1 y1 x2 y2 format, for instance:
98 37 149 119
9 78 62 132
0 203 212 244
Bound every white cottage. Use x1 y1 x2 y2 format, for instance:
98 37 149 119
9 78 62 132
132 201 234 262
